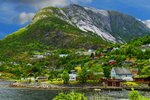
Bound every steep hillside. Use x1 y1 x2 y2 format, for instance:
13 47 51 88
0 7 109 59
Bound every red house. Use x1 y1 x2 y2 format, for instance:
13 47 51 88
108 60 116 65
134 76 150 87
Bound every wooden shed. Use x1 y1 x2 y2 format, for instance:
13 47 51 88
102 78 123 87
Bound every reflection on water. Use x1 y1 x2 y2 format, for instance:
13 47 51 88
0 81 149 100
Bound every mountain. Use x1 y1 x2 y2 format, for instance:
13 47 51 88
0 4 150 59
33 4 150 43
143 20 150 28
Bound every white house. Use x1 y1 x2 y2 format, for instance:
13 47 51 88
43 51 53 56
69 73 77 81
59 54 68 58
69 70 77 81
33 55 45 59
111 67 133 81
88 49 94 53
27 63 32 66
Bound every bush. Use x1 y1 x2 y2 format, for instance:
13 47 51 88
129 88 140 100
53 92 87 100
123 82 138 87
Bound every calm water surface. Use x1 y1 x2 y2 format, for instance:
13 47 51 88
0 81 150 100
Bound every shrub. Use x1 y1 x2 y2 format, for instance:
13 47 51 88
53 92 87 100
62 71 69 84
123 82 138 87
129 88 150 100
129 88 140 100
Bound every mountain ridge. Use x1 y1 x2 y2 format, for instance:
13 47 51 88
0 4 150 59
32 4 150 43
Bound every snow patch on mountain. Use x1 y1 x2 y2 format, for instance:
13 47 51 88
143 20 150 28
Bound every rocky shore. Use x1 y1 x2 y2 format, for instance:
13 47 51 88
9 82 150 91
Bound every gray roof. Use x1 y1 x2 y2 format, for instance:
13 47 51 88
113 67 132 75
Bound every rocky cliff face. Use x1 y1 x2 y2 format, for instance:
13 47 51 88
33 4 150 43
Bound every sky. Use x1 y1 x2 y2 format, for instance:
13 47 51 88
1 0 150 39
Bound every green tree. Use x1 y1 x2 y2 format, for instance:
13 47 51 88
48 70 57 82
0 65 5 71
103 66 111 78
78 67 89 83
31 65 41 73
62 71 69 84
34 72 39 80
91 64 103 81
21 72 28 79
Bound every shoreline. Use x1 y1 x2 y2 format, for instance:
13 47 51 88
1 79 150 91
9 82 150 91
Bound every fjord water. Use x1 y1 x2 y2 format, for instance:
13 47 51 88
0 81 58 100
0 81 150 100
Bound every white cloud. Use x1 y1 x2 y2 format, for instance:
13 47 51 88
32 0 93 9
0 0 93 24
18 12 35 24
32 0 69 9
71 0 93 4
16 0 93 24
